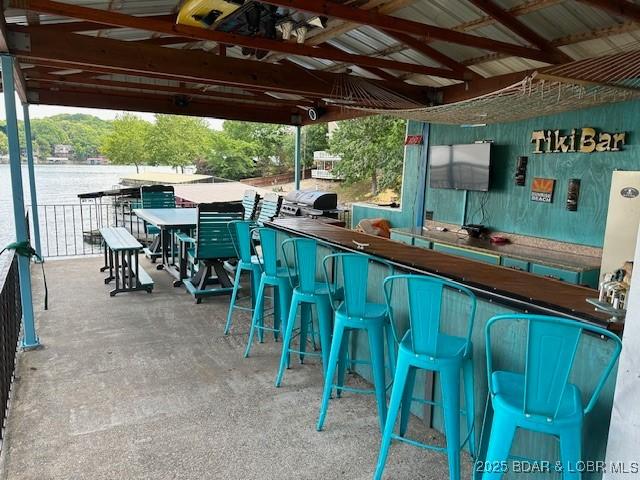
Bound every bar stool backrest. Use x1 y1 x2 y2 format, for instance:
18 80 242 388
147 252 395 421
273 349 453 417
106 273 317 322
256 193 283 226
383 274 476 358
281 237 318 293
251 227 279 276
242 190 261 221
140 185 176 208
485 314 622 419
228 220 254 263
322 253 392 318
195 202 244 260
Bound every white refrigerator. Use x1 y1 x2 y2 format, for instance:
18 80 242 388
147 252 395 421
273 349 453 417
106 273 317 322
601 170 640 276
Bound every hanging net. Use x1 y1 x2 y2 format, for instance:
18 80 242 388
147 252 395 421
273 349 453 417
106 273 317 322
335 44 640 124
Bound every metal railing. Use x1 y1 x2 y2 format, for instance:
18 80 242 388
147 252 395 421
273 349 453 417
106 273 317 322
31 200 151 258
0 252 21 446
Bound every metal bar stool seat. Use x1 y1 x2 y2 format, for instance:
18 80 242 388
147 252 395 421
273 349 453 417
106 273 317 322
275 238 333 388
374 274 477 480
316 253 396 434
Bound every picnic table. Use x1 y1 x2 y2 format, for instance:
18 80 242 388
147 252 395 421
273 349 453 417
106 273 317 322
133 208 197 286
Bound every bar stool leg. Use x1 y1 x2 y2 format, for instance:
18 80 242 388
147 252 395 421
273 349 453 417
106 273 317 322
224 265 244 335
385 322 397 377
244 278 266 358
299 303 311 363
317 319 346 432
368 324 389 432
277 284 292 340
463 356 476 457
373 356 411 480
441 365 462 480
275 294 301 387
559 429 582 480
399 365 417 437
482 409 517 480
315 297 333 375
336 330 350 398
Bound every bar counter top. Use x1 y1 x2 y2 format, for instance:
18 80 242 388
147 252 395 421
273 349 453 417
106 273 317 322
391 227 601 272
267 217 616 330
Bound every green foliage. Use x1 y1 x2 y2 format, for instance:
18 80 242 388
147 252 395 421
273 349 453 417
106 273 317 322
330 116 406 195
146 114 211 171
0 131 8 155
100 114 152 172
223 121 292 175
202 131 258 179
302 123 328 168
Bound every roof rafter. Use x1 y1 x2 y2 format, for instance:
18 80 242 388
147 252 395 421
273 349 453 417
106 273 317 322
9 0 467 79
8 26 432 103
575 0 640 22
259 0 565 63
467 0 572 63
0 12 28 102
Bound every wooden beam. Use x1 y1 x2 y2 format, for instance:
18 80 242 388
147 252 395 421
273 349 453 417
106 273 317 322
31 86 298 124
468 0 572 63
10 0 466 79
575 0 640 22
24 72 316 107
9 27 432 103
0 13 28 102
441 71 533 103
259 0 564 63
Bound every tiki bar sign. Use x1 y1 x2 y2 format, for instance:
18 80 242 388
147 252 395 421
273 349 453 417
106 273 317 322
531 128 625 154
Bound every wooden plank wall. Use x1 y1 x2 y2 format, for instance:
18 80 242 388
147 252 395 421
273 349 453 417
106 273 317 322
426 100 640 247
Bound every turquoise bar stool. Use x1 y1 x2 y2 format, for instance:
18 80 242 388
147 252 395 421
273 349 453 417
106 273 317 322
244 228 293 357
224 220 261 335
140 185 176 262
317 253 396 433
482 314 623 480
275 238 333 387
374 274 477 480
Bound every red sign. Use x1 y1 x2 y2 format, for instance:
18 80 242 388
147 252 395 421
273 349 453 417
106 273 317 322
404 135 423 145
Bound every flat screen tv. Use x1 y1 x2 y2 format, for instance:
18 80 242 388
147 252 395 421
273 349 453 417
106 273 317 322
429 143 491 191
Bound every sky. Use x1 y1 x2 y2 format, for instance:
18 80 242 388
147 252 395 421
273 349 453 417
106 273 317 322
0 93 225 129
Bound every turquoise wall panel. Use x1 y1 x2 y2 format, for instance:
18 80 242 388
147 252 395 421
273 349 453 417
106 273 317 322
425 100 640 247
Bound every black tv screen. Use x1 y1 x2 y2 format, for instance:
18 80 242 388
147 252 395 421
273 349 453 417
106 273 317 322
429 143 491 191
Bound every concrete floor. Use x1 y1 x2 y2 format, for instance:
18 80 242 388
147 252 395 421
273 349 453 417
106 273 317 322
0 256 470 480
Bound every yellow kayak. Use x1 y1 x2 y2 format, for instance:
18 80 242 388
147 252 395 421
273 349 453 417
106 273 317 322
176 0 244 29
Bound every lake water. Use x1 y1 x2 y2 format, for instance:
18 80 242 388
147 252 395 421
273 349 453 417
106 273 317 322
0 164 175 261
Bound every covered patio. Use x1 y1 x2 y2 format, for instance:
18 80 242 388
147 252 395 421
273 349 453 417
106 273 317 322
0 1 639 479
1 257 466 479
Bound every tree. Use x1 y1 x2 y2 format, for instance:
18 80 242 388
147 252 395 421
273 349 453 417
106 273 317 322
146 114 211 172
202 131 258 180
100 114 152 172
301 123 328 168
223 121 292 175
0 131 8 155
330 116 406 195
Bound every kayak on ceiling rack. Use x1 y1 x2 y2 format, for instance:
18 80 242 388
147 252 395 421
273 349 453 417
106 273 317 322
176 0 329 59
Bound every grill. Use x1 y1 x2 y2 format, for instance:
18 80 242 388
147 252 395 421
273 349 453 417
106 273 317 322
280 190 347 226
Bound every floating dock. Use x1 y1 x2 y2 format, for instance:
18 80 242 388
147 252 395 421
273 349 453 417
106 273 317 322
120 172 213 186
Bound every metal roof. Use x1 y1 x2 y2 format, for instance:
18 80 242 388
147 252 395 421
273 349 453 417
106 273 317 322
3 0 640 123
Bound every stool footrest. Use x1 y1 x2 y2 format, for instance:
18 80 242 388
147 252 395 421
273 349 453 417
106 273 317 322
334 385 376 396
287 348 322 358
391 434 447 453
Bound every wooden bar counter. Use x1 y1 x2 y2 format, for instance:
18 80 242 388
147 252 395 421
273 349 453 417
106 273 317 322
268 217 612 329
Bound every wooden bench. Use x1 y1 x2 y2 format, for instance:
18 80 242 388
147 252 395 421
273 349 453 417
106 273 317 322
100 227 154 296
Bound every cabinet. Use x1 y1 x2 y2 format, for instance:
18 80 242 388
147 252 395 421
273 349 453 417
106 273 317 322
501 257 530 272
432 243 501 265
530 264 580 284
414 238 432 249
390 231 414 245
